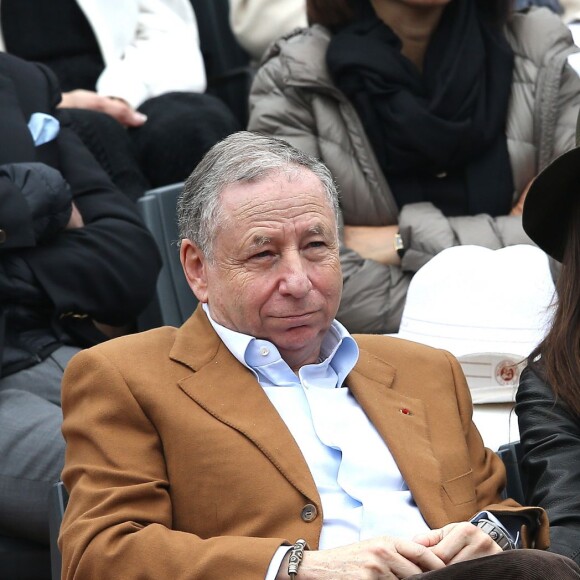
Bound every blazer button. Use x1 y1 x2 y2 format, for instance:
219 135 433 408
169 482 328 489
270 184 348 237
0 229 6 244
301 504 317 522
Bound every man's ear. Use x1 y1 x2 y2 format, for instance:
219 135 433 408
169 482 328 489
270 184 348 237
180 239 209 303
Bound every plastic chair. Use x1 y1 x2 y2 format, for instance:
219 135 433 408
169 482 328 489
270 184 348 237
48 481 68 580
497 441 526 504
137 183 198 329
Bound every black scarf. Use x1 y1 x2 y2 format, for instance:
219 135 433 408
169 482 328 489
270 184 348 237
327 0 515 217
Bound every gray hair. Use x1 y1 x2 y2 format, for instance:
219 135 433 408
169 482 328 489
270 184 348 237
177 131 339 260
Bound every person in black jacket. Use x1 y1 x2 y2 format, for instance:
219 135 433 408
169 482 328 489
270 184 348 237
0 52 161 544
516 127 580 566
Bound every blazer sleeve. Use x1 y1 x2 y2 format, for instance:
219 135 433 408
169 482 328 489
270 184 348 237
95 0 206 108
60 347 287 580
516 366 580 564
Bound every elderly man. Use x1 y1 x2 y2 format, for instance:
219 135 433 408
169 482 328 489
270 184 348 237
60 132 580 579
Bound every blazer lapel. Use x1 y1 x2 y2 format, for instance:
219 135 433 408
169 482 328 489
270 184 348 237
347 348 447 528
171 307 320 505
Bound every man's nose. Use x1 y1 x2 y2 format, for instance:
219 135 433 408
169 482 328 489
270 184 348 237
278 253 312 298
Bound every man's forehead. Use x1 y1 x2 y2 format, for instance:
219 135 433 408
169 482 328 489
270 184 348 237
223 167 324 199
235 164 313 185
220 170 332 217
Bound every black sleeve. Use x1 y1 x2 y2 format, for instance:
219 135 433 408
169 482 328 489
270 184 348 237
0 162 73 250
0 183 37 249
516 366 580 565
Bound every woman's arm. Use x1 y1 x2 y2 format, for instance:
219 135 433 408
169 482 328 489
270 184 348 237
230 0 307 61
516 366 580 565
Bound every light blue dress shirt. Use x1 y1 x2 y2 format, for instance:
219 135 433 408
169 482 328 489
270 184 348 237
202 305 432 578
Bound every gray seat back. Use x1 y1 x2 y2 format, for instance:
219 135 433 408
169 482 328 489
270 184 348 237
137 183 198 329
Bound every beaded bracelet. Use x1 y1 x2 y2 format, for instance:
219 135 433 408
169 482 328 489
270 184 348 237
288 538 308 579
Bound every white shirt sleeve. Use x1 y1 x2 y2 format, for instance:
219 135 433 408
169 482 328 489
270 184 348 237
265 545 292 580
96 0 206 108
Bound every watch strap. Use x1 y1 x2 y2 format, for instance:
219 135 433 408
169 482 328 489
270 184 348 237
476 518 516 551
394 232 405 259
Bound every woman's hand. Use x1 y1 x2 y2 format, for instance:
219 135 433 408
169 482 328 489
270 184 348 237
65 202 84 230
343 224 401 265
510 181 532 216
59 90 147 128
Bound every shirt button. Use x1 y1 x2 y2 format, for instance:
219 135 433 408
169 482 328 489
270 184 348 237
0 229 6 244
301 504 318 522
259 347 269 357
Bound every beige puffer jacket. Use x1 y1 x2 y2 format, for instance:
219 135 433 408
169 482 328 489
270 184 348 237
248 8 580 333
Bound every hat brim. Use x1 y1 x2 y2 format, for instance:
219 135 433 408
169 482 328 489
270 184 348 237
523 146 580 261
390 332 537 359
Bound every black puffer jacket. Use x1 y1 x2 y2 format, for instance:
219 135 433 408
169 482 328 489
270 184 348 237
0 53 161 377
516 366 580 565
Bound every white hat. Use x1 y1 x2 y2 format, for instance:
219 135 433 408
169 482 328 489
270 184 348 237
393 245 556 402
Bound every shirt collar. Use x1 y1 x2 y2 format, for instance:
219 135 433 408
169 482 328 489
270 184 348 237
202 303 359 387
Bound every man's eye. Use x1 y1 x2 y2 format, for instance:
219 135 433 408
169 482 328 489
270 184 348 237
252 250 273 259
307 241 326 249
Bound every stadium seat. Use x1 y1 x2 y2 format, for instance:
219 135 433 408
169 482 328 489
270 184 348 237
497 440 526 504
48 481 68 580
137 183 198 329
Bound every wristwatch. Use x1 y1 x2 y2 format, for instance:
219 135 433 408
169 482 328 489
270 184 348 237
393 232 405 259
475 518 516 551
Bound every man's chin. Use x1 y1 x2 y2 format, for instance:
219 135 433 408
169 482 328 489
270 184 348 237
271 324 326 355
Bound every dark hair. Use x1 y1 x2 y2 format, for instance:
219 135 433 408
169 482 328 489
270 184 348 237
307 0 513 29
479 0 514 26
529 200 580 417
306 0 354 29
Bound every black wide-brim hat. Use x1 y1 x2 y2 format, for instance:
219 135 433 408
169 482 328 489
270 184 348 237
523 143 580 262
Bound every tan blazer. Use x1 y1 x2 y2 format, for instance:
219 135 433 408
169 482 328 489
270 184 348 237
60 306 548 580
